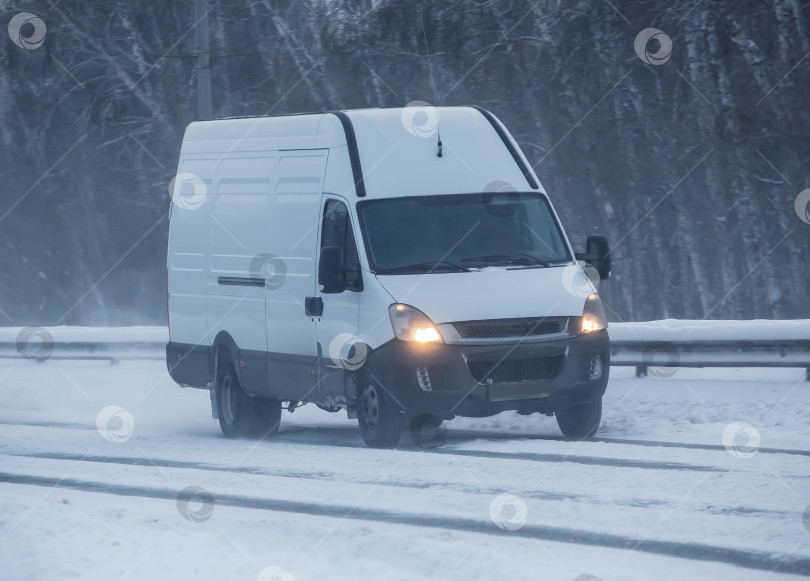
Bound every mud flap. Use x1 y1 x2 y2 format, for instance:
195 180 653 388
345 372 358 419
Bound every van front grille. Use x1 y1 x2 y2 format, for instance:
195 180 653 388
467 355 563 383
453 317 567 339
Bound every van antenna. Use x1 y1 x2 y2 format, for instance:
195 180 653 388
419 4 442 158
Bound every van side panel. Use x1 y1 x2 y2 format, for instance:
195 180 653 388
206 154 275 354
167 156 216 345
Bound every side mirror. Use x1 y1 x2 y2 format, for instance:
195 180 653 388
575 234 611 281
319 246 347 294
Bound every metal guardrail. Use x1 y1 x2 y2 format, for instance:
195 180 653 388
2 326 809 381
0 341 165 364
610 339 810 380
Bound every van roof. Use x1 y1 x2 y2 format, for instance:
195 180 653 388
182 106 542 198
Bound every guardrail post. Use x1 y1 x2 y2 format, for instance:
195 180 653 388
806 367 810 382
635 365 648 378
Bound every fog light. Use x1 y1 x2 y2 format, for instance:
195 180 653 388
416 366 432 391
589 355 603 380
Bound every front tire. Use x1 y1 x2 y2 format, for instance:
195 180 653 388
216 362 281 439
357 380 403 448
556 399 602 440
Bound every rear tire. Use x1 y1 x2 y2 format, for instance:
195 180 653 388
556 399 602 440
357 380 403 448
216 362 282 439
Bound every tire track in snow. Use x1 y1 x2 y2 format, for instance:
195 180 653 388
10 446 728 474
275 424 810 458
1 470 808 576
3 451 798 519
0 451 683 510
2 420 809 457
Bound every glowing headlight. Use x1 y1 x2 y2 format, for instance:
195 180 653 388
581 293 608 334
389 304 444 343
414 327 442 342
581 316 603 333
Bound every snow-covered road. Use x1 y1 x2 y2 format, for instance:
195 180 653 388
0 359 808 580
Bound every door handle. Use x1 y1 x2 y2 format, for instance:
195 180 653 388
305 296 324 317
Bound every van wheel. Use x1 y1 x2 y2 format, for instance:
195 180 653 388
357 381 403 448
556 399 602 440
216 363 281 439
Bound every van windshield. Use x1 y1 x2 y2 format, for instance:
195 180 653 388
357 192 572 274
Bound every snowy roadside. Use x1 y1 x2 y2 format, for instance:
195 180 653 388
0 359 808 580
4 481 805 581
1 356 806 449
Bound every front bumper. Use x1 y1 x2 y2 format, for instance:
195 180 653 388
361 329 609 421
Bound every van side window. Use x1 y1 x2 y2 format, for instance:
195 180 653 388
321 200 362 291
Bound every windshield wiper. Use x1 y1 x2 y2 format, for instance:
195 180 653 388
376 261 470 274
459 253 552 267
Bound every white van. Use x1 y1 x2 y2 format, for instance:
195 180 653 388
166 106 612 448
